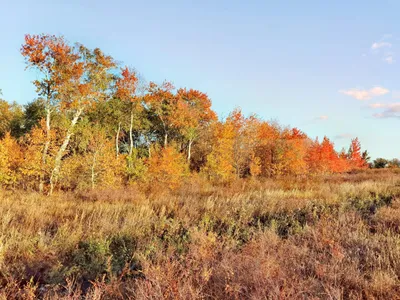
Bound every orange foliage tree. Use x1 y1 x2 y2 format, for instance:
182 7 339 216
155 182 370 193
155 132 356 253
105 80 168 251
146 145 189 190
174 88 217 162
306 137 343 174
221 109 261 178
21 34 69 192
348 138 368 170
280 128 309 175
253 121 281 177
22 35 117 194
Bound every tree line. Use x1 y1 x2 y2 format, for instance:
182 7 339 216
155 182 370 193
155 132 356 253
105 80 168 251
0 34 371 194
371 158 400 169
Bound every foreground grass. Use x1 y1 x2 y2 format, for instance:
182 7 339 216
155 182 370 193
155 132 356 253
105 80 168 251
1 170 400 299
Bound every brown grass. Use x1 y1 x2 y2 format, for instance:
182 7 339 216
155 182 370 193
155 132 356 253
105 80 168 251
1 169 400 299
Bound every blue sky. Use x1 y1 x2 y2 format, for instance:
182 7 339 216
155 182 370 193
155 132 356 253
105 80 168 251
1 0 399 159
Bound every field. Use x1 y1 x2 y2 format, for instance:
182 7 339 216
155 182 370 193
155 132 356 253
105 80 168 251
0 169 400 299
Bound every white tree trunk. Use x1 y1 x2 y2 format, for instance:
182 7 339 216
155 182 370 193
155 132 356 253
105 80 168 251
115 122 121 158
129 108 134 156
91 150 98 190
39 105 51 193
187 140 193 162
164 132 168 147
49 108 83 195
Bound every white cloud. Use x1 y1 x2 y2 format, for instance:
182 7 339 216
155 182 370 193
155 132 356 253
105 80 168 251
339 89 370 100
317 115 328 120
370 87 389 96
371 42 392 50
339 86 389 101
369 102 400 118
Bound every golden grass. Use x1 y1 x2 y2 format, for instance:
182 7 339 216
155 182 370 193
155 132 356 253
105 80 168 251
1 170 400 299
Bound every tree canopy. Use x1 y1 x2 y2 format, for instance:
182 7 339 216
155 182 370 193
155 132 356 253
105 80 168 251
0 33 374 193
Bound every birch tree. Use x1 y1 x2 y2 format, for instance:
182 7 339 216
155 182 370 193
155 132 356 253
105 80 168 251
22 35 117 194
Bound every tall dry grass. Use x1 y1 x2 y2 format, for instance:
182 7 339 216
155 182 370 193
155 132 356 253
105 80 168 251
0 169 400 299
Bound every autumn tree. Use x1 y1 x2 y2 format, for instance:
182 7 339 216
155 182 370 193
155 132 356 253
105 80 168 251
187 121 215 172
0 133 23 187
305 137 343 174
115 67 140 156
60 126 124 190
320 137 338 172
174 88 217 162
204 109 272 180
203 121 235 183
85 97 127 158
144 81 177 147
20 121 57 190
252 120 281 177
348 138 368 170
212 109 262 178
232 110 259 177
85 128 124 189
21 34 67 192
146 145 189 190
305 138 322 174
337 148 351 173
0 99 24 138
22 36 118 194
279 128 309 175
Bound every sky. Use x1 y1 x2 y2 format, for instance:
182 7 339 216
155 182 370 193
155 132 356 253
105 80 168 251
1 0 399 159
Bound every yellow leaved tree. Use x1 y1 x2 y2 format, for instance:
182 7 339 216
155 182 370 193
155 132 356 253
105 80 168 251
19 121 57 190
0 133 23 187
203 121 235 183
60 127 125 190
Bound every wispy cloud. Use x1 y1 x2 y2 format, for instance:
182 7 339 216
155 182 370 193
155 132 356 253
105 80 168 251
369 102 387 108
339 86 389 101
371 42 392 50
370 34 395 64
384 52 395 64
334 133 353 139
369 102 400 118
384 55 395 64
300 115 329 127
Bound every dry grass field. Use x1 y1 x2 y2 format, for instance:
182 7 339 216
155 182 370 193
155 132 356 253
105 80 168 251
1 169 400 299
